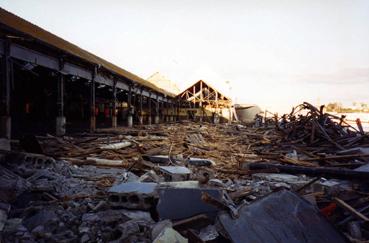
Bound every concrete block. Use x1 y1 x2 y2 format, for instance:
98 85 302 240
159 166 191 181
108 182 158 210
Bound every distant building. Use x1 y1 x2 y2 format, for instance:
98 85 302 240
147 72 181 96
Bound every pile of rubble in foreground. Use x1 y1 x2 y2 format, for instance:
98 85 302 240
1 103 369 242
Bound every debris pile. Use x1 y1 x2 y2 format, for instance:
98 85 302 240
1 103 369 242
277 102 367 151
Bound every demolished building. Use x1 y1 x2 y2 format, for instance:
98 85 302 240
1 7 369 243
177 80 233 123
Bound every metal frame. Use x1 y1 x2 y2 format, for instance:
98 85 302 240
0 39 174 103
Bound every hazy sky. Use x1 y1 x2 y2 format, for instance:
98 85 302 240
1 0 369 112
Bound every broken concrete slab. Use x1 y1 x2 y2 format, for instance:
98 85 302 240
159 180 200 188
151 219 173 240
115 219 141 241
23 208 58 232
139 170 161 183
217 190 346 243
198 224 219 241
109 182 157 194
252 173 310 190
153 227 188 243
2 151 55 171
0 166 31 203
157 186 222 220
159 166 191 181
108 182 158 209
252 173 302 182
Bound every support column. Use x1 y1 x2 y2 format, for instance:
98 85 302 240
148 93 152 125
127 84 133 127
112 80 117 128
163 102 167 122
139 88 143 125
170 101 173 122
177 99 181 121
0 40 11 139
154 95 160 124
90 66 96 132
167 102 171 122
166 101 169 122
56 59 66 136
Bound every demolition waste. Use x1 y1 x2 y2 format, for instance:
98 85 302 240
1 102 369 242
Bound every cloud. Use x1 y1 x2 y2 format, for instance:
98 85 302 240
296 67 369 85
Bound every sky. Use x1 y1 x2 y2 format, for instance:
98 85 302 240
1 0 369 113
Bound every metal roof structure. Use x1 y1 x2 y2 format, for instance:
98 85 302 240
0 7 174 98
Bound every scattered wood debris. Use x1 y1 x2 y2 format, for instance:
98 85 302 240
1 103 369 242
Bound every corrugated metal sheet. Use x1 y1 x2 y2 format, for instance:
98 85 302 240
0 7 174 97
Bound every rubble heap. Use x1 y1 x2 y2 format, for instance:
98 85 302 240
278 102 367 151
1 103 369 242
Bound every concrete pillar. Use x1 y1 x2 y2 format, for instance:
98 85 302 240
127 114 133 127
112 81 117 128
154 115 160 124
176 100 180 122
166 103 170 122
90 116 96 132
139 89 143 125
155 97 160 124
171 103 175 122
148 95 152 125
56 65 66 136
56 116 66 136
112 116 117 128
127 84 133 127
0 41 11 139
162 102 166 122
90 67 96 132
